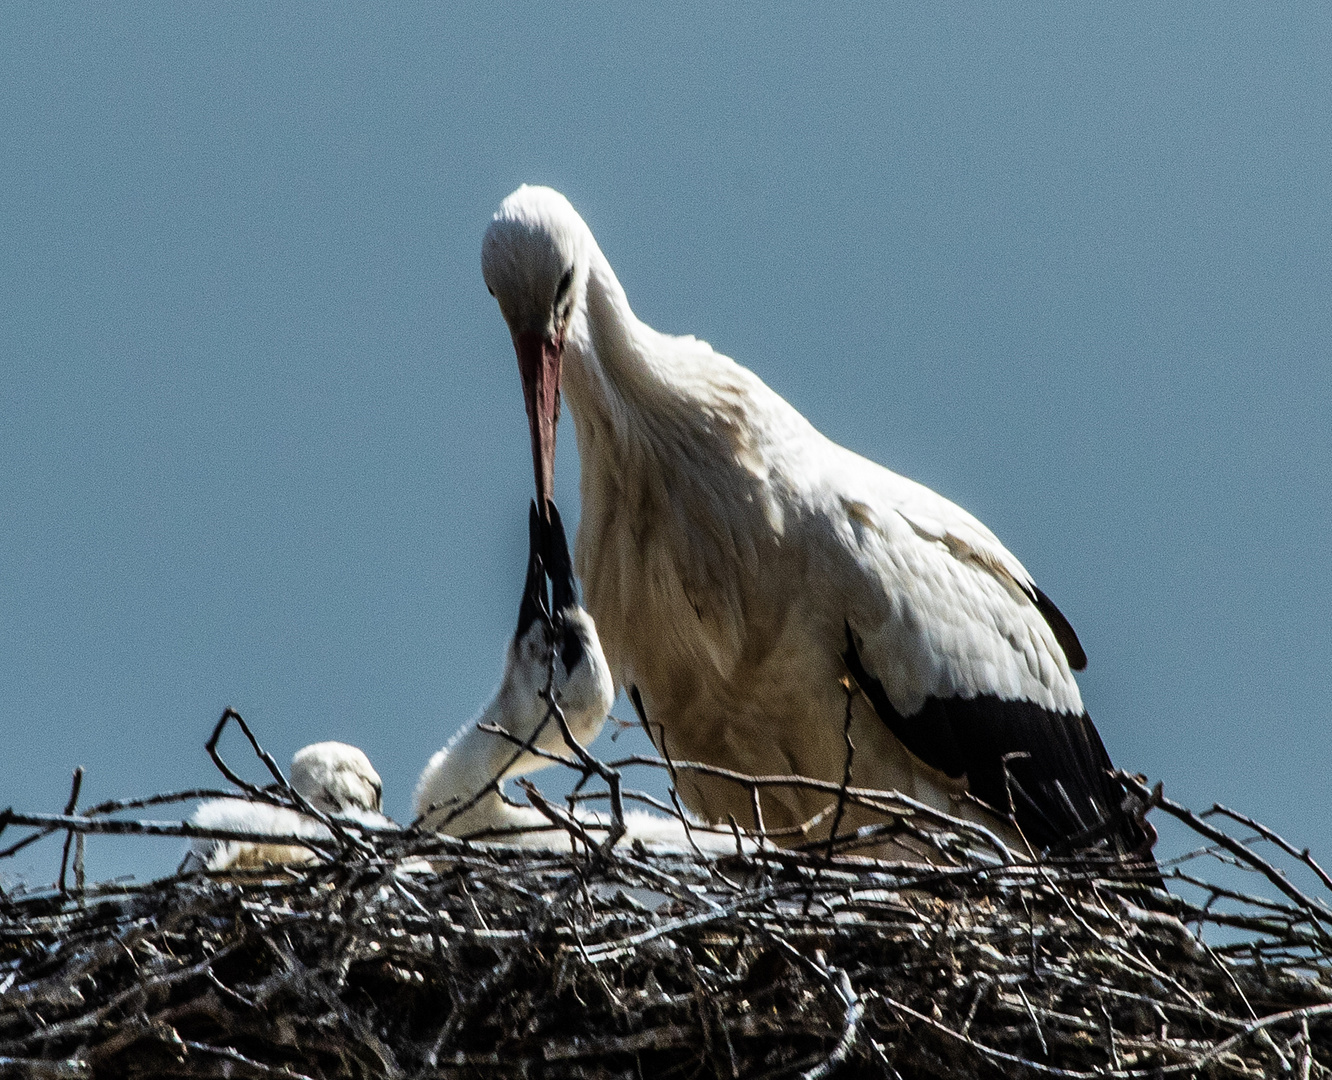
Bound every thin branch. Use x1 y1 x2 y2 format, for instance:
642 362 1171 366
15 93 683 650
1203 802 1332 898
825 683 857 865
57 767 84 895
0 811 337 858
540 687 626 857
1117 772 1332 935
804 685 857 915
0 789 278 862
800 967 864 1080
601 752 1014 863
516 778 598 852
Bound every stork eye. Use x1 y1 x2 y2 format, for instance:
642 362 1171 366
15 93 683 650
554 267 574 306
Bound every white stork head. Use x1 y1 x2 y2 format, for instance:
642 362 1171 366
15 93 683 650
290 741 384 815
481 185 597 516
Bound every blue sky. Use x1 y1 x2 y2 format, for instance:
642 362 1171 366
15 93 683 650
2 4 1328 884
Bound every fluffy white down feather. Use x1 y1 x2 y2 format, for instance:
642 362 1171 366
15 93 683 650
186 741 391 871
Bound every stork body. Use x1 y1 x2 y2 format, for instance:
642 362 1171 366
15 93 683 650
482 186 1150 860
187 741 390 871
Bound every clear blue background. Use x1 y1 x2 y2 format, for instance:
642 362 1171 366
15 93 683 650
2 4 1328 885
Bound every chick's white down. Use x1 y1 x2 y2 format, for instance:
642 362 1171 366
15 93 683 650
187 741 390 871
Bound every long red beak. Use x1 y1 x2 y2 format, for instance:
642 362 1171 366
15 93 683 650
514 329 562 520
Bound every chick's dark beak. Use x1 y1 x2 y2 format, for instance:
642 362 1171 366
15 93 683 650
543 499 577 614
542 498 586 674
515 500 550 640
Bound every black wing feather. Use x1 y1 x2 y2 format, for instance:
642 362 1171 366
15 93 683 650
1029 585 1087 671
843 623 1146 858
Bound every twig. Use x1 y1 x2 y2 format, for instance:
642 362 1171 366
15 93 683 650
1192 1002 1332 1074
961 975 992 1037
801 967 864 1080
801 689 857 916
1117 772 1332 935
1018 983 1050 1058
516 778 598 851
0 1055 90 1079
0 811 338 858
181 1041 317 1080
668 786 707 860
749 784 767 849
0 789 271 862
602 752 1015 863
57 767 84 894
629 688 705 855
1203 802 1332 898
540 688 627 857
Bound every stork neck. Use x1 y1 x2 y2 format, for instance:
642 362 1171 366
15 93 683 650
583 254 645 376
425 716 563 841
563 250 690 450
433 718 512 810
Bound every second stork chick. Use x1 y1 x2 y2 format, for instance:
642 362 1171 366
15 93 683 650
187 741 391 871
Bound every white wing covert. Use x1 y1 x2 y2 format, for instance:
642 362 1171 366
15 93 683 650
825 480 1142 857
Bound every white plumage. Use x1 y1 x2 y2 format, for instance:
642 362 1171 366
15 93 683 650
481 185 1150 860
187 741 390 871
415 502 745 855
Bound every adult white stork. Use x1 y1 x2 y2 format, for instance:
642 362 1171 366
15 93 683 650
415 500 743 855
481 185 1151 861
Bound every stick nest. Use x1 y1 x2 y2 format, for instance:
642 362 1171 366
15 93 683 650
2 715 1330 1079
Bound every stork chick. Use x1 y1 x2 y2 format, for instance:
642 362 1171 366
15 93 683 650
414 501 743 855
413 500 613 844
187 741 389 871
